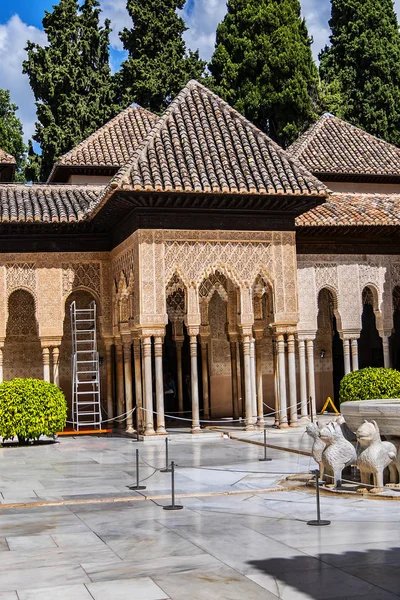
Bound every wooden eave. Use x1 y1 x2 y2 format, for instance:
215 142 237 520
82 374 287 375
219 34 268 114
315 172 400 184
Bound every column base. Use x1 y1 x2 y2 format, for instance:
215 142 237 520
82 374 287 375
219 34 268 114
245 424 256 431
143 427 156 436
257 419 265 427
289 421 300 428
156 428 168 435
299 415 310 422
191 427 203 434
279 423 290 429
125 426 137 434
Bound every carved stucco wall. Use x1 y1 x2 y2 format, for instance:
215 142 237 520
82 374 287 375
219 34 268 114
0 254 110 397
111 230 299 331
297 255 397 336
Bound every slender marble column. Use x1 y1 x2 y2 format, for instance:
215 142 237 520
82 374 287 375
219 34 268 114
298 339 308 419
105 344 114 421
343 339 351 375
115 343 124 426
255 336 264 425
123 342 135 433
42 347 50 382
243 335 255 430
142 337 155 435
200 340 210 419
250 338 257 423
175 340 184 414
306 339 316 419
189 333 201 432
133 337 143 432
154 336 166 434
273 339 280 427
351 339 359 372
239 341 245 418
230 341 239 420
52 347 60 387
277 335 288 428
383 336 391 368
287 334 298 427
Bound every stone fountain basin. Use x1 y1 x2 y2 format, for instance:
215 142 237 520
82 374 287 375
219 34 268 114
341 398 400 436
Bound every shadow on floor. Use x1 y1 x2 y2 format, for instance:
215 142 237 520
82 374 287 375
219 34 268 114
248 546 400 599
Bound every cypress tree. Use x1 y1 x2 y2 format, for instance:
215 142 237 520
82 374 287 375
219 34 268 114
209 0 320 147
116 0 206 113
23 0 117 180
320 0 400 145
0 89 26 182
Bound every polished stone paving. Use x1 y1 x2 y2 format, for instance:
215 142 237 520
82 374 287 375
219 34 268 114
0 432 399 599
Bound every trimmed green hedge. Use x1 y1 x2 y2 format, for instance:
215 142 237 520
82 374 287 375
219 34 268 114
0 378 67 442
339 367 400 404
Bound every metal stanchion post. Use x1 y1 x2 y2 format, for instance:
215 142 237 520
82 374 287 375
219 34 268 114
307 469 330 526
259 428 272 462
309 396 314 423
127 449 146 490
161 437 171 473
163 461 183 511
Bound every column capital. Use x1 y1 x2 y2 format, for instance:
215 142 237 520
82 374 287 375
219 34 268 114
42 347 50 364
40 337 62 349
187 326 199 338
341 331 361 341
297 333 316 342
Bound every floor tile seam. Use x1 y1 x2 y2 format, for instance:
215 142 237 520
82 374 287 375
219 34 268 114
149 524 282 600
0 487 285 511
299 543 400 595
309 556 400 598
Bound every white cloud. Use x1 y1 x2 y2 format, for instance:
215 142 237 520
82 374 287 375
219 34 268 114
100 0 129 50
181 0 227 61
0 15 46 144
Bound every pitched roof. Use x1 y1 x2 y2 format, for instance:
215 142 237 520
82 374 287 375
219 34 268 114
47 106 158 181
296 192 400 227
0 184 103 223
95 80 327 209
288 114 400 178
0 148 16 165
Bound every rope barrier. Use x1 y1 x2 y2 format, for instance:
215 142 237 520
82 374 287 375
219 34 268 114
65 406 136 425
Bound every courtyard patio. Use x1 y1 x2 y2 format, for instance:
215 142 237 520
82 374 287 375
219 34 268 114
0 432 399 599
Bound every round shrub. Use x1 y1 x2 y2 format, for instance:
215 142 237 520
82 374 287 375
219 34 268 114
339 367 400 404
0 378 67 442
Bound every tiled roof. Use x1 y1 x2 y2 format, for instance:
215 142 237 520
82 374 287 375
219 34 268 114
48 106 158 179
0 184 103 223
97 80 327 207
296 192 400 227
0 149 16 165
288 114 400 177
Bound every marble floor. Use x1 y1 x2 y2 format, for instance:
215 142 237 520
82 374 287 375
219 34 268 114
0 432 399 599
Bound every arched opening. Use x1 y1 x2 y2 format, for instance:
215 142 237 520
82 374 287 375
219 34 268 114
315 288 343 407
165 274 190 422
359 287 383 369
4 289 42 380
252 275 274 417
59 289 105 421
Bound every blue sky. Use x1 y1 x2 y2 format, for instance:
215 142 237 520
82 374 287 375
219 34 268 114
0 0 399 143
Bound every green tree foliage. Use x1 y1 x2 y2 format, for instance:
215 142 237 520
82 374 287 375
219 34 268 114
209 0 320 147
319 0 400 145
116 0 206 113
0 378 67 443
24 141 42 183
23 0 117 181
339 368 400 404
0 89 26 181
